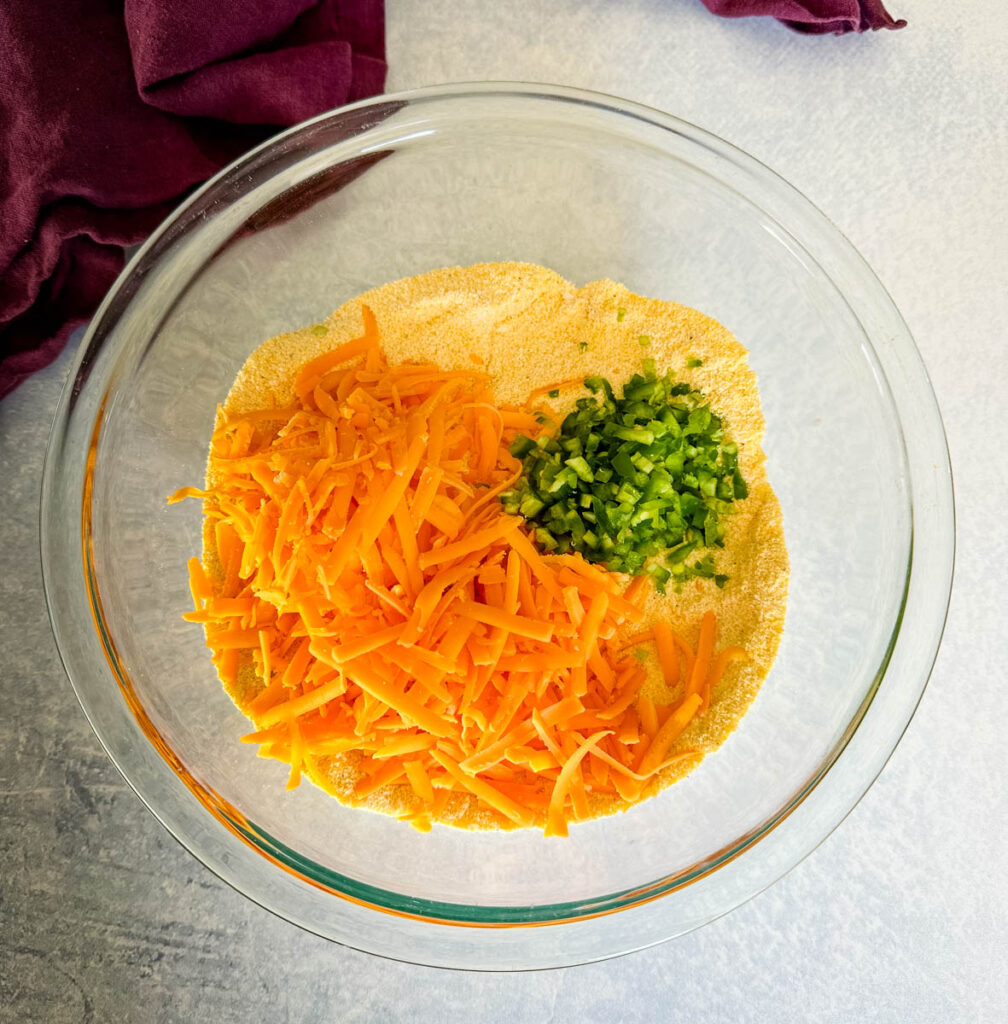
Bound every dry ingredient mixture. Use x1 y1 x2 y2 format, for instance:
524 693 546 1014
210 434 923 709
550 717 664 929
172 263 788 834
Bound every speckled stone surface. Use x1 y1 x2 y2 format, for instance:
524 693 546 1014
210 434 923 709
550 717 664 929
2 1 1006 1020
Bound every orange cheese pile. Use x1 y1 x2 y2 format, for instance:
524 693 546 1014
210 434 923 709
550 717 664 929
174 306 741 834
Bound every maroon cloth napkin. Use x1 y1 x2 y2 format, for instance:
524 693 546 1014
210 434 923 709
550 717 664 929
700 0 905 34
0 0 385 401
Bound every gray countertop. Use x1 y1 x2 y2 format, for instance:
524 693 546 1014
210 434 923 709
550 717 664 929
3 1 1006 1020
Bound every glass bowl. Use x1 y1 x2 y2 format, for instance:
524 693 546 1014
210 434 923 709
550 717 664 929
41 83 954 970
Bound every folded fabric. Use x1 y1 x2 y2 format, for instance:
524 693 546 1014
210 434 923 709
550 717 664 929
699 0 905 34
0 0 385 401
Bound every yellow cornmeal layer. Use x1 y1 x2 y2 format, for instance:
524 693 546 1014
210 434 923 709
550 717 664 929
202 262 789 830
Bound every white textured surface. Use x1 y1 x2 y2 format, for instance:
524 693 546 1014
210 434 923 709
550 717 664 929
2 1 1006 1020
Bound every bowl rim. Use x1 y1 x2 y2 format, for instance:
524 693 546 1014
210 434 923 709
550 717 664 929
40 80 955 968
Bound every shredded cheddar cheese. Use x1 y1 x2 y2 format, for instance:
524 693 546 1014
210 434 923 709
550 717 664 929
173 306 750 834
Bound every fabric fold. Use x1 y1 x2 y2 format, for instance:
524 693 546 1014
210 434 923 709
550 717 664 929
698 0 905 34
0 0 386 400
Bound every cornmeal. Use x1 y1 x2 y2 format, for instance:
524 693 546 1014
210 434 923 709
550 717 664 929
202 263 789 829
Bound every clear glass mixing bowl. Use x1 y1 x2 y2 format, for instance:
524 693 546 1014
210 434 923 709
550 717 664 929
41 83 954 970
